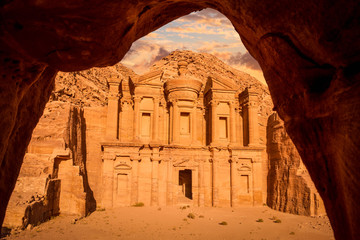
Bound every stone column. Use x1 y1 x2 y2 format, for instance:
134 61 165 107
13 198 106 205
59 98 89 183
172 100 180 144
210 156 219 207
202 108 206 145
105 80 120 139
229 158 238 207
131 157 140 205
161 100 167 144
247 102 259 146
192 105 197 145
229 101 237 144
133 96 141 141
172 165 178 205
102 153 115 209
151 156 161 206
198 159 205 206
236 107 243 146
166 160 173 205
252 157 263 205
210 100 217 145
169 101 173 144
152 97 159 142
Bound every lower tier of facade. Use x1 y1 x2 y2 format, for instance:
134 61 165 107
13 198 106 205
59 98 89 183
101 143 265 208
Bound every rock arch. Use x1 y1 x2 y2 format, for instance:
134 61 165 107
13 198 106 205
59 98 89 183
0 1 359 239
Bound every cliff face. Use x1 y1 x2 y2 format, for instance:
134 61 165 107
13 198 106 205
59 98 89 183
267 113 325 216
3 63 129 229
53 63 136 107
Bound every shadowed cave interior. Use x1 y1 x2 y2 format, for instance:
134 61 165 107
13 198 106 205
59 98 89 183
0 1 359 239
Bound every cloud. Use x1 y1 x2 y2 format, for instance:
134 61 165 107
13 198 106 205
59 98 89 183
197 41 230 52
121 8 264 84
165 24 213 34
153 47 170 62
165 23 238 41
228 52 261 70
177 8 233 28
211 51 232 61
177 33 196 39
145 32 162 39
121 40 173 73
166 8 237 40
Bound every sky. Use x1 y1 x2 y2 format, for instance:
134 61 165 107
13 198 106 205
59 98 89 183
121 8 266 84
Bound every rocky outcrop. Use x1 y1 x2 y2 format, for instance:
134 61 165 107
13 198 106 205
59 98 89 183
65 106 96 215
53 64 136 107
267 113 325 216
3 101 69 229
2 62 130 229
3 154 60 231
0 1 358 239
3 102 97 229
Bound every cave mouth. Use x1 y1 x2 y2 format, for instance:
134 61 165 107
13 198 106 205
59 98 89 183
2 1 358 239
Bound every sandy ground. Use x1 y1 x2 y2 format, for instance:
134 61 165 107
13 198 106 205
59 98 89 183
2 206 334 240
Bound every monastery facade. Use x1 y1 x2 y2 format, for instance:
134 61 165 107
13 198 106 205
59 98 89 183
101 60 265 208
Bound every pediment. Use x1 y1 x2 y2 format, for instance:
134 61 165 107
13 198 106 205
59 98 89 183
173 159 189 167
114 163 132 170
205 74 238 93
238 165 251 171
173 158 199 168
136 70 163 86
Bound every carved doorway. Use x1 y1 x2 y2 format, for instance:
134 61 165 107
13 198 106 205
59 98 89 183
179 169 192 200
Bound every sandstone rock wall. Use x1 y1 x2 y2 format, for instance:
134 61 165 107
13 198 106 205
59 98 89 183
66 106 97 214
267 113 325 216
82 106 107 205
3 101 69 229
3 103 96 228
21 179 61 229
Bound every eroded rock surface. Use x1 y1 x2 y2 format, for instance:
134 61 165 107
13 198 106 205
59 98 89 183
0 1 359 239
267 113 326 216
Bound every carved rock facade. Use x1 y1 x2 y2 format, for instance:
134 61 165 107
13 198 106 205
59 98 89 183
102 61 266 208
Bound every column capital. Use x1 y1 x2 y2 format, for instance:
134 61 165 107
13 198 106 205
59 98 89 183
209 99 218 106
235 105 242 112
121 98 133 106
130 156 141 162
107 77 121 86
252 157 262 163
108 92 121 99
159 98 167 107
228 155 239 163
150 156 162 162
102 153 116 161
133 96 142 102
229 100 236 106
168 98 178 105
248 101 258 108
243 101 258 108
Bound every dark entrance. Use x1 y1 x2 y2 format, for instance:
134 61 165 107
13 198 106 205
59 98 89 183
179 169 192 199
